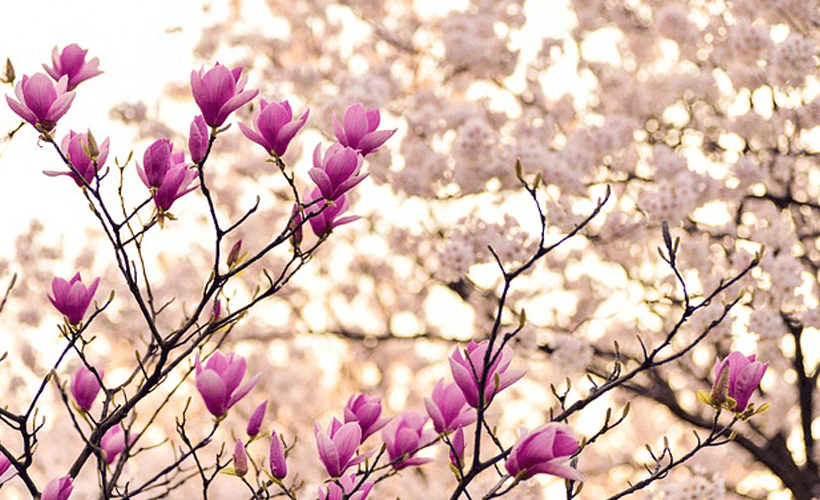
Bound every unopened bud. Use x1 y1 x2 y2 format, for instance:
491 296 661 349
3 58 14 84
210 299 222 322
84 130 100 160
709 365 731 407
227 240 244 268
233 439 249 477
269 432 288 480
247 400 267 437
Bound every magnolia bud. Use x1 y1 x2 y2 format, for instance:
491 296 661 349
233 439 248 477
3 58 14 84
247 400 267 437
227 240 244 268
84 129 100 160
709 364 731 407
269 432 287 479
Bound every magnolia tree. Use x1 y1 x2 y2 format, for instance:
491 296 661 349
0 0 819 498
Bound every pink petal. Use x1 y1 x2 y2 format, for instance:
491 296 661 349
358 129 396 155
227 372 261 409
308 168 334 199
528 461 582 481
316 430 341 476
332 113 347 144
424 397 446 433
196 370 228 416
343 104 368 147
6 95 37 124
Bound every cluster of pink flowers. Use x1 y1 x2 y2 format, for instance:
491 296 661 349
7 42 395 244
189 337 582 498
299 104 395 238
182 62 396 239
182 338 580 498
6 45 100 132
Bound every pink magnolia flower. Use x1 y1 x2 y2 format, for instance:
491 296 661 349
6 73 75 131
0 454 17 485
101 425 137 465
308 143 366 201
239 99 309 156
318 474 374 500
41 476 73 500
381 410 436 469
233 439 249 477
152 165 198 212
332 103 396 156
449 340 525 408
194 350 261 418
302 188 360 238
188 115 209 164
48 273 100 325
711 351 768 412
71 365 103 411
424 379 476 433
137 139 186 189
504 422 581 481
45 130 109 186
269 432 288 479
343 393 389 442
43 44 102 90
190 64 258 127
315 418 368 478
247 400 267 437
